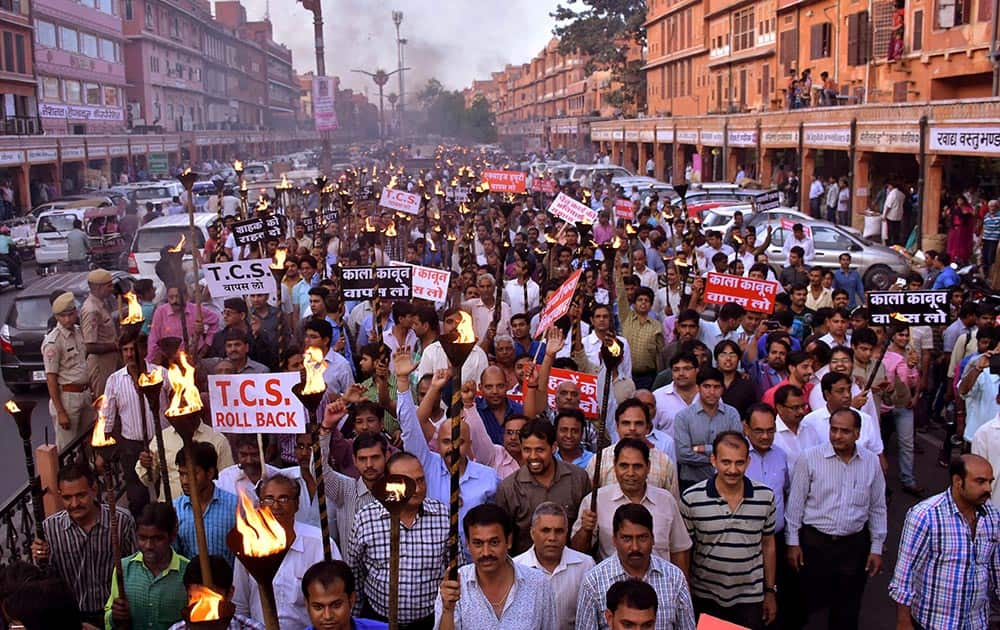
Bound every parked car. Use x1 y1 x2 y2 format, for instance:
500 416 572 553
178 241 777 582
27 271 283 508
126 213 214 296
244 161 270 182
128 182 184 216
567 164 633 186
34 207 91 272
0 271 134 391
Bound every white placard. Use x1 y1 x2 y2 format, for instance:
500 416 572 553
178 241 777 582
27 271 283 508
548 192 598 225
208 373 307 434
379 187 422 215
202 258 277 299
392 261 450 302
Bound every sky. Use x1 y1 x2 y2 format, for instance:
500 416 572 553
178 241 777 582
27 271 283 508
235 0 563 99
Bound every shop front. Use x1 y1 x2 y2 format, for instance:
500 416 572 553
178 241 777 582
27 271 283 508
27 148 59 208
675 129 700 183
700 129 725 182
727 128 758 183
59 145 87 195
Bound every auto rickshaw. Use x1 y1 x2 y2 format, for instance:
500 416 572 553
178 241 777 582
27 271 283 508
84 206 125 269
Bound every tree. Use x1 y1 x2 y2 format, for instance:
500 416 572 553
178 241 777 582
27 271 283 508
417 79 444 108
418 81 496 142
552 0 647 114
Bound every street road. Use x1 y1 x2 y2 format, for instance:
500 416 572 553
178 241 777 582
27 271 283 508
0 264 958 624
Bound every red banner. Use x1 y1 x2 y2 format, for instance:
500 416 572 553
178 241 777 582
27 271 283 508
704 272 780 314
615 198 635 221
505 368 600 419
780 219 812 238
535 268 583 337
532 178 557 194
482 169 526 193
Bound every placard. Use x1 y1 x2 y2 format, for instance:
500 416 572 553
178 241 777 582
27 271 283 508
867 290 949 325
531 179 557 194
203 259 277 298
395 262 450 302
535 268 583 337
380 187 422 215
780 219 812 238
208 373 306 433
755 191 781 211
547 368 600 419
548 192 598 225
446 186 470 202
231 215 285 247
300 207 339 232
704 272 780 314
614 198 635 221
481 169 527 193
340 266 412 300
312 76 339 132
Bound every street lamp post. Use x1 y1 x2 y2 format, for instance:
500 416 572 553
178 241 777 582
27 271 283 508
352 67 408 152
298 0 329 171
392 11 405 139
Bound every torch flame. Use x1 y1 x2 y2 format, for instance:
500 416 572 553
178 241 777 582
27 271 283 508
428 239 437 252
5 400 19 414
890 312 909 323
611 236 623 249
301 347 327 395
388 175 398 189
385 221 397 238
279 173 289 188
138 369 163 387
271 247 287 271
435 181 444 196
233 160 243 172
385 480 407 503
121 291 143 325
188 585 224 622
625 223 637 236
90 396 116 447
606 338 622 357
165 352 203 417
364 217 376 232
454 311 476 344
168 235 186 253
234 489 287 557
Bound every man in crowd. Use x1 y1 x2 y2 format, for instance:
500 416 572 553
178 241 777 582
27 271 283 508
588 398 679 496
514 502 595 630
43 291 95 449
302 560 388 630
604 579 661 630
773 384 809 469
173 442 238 567
674 367 742 489
80 268 119 396
147 283 221 361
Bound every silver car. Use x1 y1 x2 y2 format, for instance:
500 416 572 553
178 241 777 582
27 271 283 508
745 210 909 290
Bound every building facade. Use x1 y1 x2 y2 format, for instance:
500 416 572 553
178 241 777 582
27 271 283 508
0 0 38 136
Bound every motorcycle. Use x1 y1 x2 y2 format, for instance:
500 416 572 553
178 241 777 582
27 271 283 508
957 264 1000 307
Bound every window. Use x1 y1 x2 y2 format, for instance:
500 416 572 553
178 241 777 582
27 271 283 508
3 33 12 73
980 0 994 22
732 7 756 51
97 0 114 14
123 0 131 20
41 76 60 100
103 85 119 106
81 32 98 58
780 29 799 74
144 3 153 27
64 79 81 103
912 10 923 49
170 15 179 38
149 55 159 72
810 22 832 58
84 82 100 105
847 11 871 65
935 0 971 26
14 34 23 73
59 26 78 52
99 38 116 61
36 20 56 47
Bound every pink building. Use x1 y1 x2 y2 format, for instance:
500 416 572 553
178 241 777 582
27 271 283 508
33 0 126 134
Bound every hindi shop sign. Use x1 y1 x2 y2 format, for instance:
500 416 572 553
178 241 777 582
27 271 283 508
379 187 422 215
231 215 285 247
704 272 780 314
929 126 1000 155
867 290 949 325
208 373 307 434
535 268 583 337
340 266 413 300
548 193 598 225
203 259 277 299
481 169 527 194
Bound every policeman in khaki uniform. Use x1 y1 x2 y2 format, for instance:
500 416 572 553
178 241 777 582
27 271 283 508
80 268 120 397
43 292 95 449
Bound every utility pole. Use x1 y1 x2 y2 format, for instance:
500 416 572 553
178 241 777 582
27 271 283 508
392 11 405 140
352 68 408 153
299 0 329 169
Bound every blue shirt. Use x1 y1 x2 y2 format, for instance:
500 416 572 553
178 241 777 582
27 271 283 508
674 401 742 482
984 211 1000 241
932 266 960 290
746 446 789 532
174 486 238 566
306 621 387 630
747 360 789 399
832 268 866 310
555 449 595 468
889 490 1000 630
475 397 524 445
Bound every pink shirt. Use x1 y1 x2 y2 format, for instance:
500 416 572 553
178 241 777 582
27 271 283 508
146 302 221 362
882 349 919 407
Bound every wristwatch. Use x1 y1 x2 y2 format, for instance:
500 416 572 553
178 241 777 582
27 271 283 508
764 585 778 594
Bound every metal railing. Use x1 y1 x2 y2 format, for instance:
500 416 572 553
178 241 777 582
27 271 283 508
0 421 125 565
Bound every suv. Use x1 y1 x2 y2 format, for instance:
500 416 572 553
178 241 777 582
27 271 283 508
0 271 134 391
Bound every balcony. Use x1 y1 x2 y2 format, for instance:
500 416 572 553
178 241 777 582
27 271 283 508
0 116 42 135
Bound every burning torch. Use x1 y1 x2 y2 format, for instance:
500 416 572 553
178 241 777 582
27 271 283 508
589 338 624 513
373 475 416 630
184 583 236 630
6 400 44 563
138 368 171 504
270 248 288 369
178 168 206 358
438 311 477 580
91 396 126 599
293 348 333 561
120 291 150 447
226 490 290 630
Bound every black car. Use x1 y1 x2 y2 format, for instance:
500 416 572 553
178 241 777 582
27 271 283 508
1 271 134 392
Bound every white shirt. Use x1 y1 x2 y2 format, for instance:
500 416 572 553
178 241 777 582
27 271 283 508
782 235 816 265
972 415 1000 507
809 179 825 200
698 320 739 358
634 266 659 290
818 332 851 348
503 278 540 315
652 383 699 435
216 463 281 500
645 158 655 172
513 546 595 630
798 405 884 455
279 465 321 527
416 340 489 385
883 187 906 221
102 363 167 442
233 521 340 630
807 376 878 424
774 416 806 471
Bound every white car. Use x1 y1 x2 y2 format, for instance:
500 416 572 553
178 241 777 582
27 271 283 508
34 208 90 267
126 213 216 297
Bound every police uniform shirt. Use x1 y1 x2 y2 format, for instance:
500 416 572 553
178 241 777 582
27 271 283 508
42 324 88 384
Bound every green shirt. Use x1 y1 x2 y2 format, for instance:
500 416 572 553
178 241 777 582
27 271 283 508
104 550 189 630
362 374 400 435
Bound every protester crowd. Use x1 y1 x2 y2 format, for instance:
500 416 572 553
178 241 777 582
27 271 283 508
6 144 1000 630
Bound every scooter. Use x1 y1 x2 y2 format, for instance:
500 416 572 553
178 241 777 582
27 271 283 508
957 264 1000 307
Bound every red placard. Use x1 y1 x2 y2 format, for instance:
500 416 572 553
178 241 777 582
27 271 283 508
535 268 583 337
615 198 635 221
532 178 557 194
506 368 600 419
482 169 526 193
704 272 780 314
780 218 812 237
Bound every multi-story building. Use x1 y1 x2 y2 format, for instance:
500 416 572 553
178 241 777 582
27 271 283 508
589 0 1000 251
0 0 39 135
34 0 127 134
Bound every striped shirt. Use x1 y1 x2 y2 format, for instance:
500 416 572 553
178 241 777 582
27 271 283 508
785 443 888 554
889 490 1000 630
574 554 696 630
319 432 379 546
173 486 238 567
433 560 559 630
348 498 450 623
103 364 168 442
984 211 1000 241
586 443 679 499
104 550 189 630
42 505 137 613
680 476 776 606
